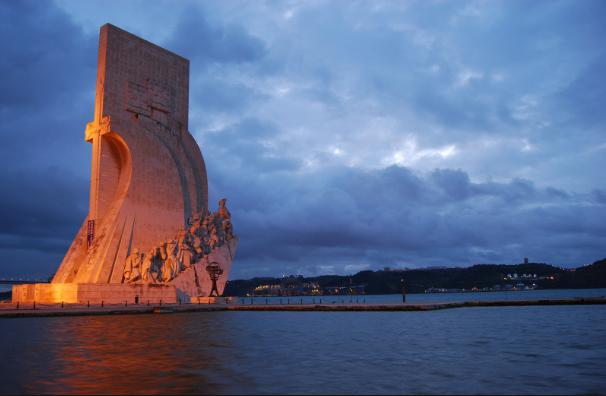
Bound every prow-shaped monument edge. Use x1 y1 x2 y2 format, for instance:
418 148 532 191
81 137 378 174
12 24 237 305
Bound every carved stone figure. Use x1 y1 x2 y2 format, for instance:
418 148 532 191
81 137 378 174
140 250 152 282
159 243 170 282
177 238 193 270
124 248 142 283
142 247 162 282
223 219 234 241
192 236 203 258
161 240 179 282
218 198 231 219
187 213 201 235
208 226 219 249
152 247 165 282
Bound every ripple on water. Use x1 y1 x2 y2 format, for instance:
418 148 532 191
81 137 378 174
0 305 604 394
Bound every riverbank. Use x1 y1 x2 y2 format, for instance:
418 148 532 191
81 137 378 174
0 296 604 318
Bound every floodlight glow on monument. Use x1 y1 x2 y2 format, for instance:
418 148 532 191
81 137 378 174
13 24 237 304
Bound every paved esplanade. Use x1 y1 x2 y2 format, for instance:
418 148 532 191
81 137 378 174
13 24 237 305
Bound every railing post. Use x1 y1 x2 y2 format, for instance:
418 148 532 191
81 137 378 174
61 301 64 308
101 300 104 308
87 300 90 308
33 301 36 310
16 302 19 310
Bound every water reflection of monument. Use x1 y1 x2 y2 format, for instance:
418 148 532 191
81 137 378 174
13 24 237 304
29 314 235 394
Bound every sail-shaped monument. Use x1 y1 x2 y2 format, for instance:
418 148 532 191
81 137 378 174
13 24 237 304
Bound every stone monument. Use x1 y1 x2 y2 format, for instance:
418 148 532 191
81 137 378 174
13 24 237 304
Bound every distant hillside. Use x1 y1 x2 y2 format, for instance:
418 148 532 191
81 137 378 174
224 259 606 296
548 258 606 289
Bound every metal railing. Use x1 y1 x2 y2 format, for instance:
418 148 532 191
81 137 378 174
0 295 375 311
236 296 367 305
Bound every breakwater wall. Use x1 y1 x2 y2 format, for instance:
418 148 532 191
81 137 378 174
0 297 605 318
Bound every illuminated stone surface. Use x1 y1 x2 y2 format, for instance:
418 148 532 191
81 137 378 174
13 24 237 304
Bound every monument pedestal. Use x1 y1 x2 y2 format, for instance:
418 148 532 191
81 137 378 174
12 283 177 305
13 238 237 305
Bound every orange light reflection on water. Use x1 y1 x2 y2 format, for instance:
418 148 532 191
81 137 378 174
21 313 245 394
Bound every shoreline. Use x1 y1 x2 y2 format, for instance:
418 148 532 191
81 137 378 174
0 297 604 318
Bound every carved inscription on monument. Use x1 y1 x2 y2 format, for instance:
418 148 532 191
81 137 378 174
126 81 150 116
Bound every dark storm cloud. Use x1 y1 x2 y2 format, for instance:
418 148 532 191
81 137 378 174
204 117 301 175
192 79 263 112
553 54 606 128
165 6 265 66
591 190 606 205
0 167 88 277
0 168 87 239
0 0 93 276
0 0 95 110
206 152 606 277
0 0 95 170
233 167 606 274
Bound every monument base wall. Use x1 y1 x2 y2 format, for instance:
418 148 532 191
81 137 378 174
12 239 238 305
12 283 178 305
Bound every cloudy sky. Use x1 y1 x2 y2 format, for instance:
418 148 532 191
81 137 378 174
0 0 605 279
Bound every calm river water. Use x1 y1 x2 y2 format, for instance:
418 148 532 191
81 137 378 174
1 290 605 394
